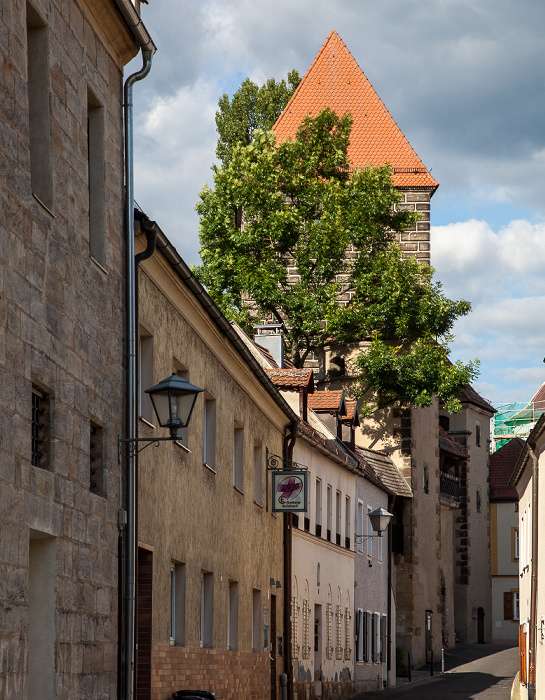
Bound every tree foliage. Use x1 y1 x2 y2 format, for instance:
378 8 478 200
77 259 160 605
215 70 301 165
196 107 478 412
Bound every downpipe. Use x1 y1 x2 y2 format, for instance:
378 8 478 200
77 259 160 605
123 48 154 700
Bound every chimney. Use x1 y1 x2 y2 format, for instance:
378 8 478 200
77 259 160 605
254 324 284 369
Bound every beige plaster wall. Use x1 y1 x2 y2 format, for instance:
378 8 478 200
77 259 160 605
137 253 288 672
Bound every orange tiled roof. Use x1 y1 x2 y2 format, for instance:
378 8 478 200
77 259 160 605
308 389 345 413
265 368 314 391
274 31 437 191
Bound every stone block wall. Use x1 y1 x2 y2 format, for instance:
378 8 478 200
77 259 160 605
0 1 133 697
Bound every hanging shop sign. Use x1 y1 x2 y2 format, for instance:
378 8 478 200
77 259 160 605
272 470 307 513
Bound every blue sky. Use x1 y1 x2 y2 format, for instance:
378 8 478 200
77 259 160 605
129 0 545 406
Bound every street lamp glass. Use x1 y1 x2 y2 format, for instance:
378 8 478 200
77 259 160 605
368 507 393 535
145 373 203 436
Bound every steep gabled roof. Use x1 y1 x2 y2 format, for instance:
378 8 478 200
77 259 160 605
356 446 413 498
274 31 437 191
490 437 524 501
265 368 314 391
439 427 469 459
459 384 496 415
308 389 346 414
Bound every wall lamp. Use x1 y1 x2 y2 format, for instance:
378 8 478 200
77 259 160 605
354 507 393 543
119 373 203 459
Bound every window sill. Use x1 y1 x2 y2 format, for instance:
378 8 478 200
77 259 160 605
139 416 156 429
175 441 191 454
90 255 108 274
234 485 244 496
254 500 264 509
33 193 55 217
203 463 216 474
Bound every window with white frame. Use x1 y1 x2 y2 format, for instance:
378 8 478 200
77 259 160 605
326 485 332 542
315 478 322 537
170 562 186 645
345 496 350 549
336 491 342 545
367 507 373 557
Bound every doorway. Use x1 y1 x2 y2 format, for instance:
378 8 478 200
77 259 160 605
477 607 485 644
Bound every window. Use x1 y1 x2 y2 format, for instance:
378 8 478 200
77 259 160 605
504 590 519 621
29 532 57 698
378 526 383 562
357 501 364 553
26 4 54 211
335 491 341 546
315 479 322 537
31 386 50 469
513 528 520 561
252 589 261 652
89 420 104 496
228 581 238 650
173 362 190 446
367 507 373 557
356 609 365 662
138 329 154 424
475 420 482 448
87 89 106 266
304 474 310 531
170 562 185 645
326 485 332 542
253 443 263 505
423 464 430 494
200 571 213 648
476 485 482 513
203 395 216 470
345 496 351 549
233 422 244 491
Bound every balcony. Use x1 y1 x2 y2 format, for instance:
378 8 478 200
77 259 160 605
440 471 460 506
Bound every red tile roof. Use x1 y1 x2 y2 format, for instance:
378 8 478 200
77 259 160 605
254 342 295 370
490 437 524 501
356 446 413 498
308 389 345 413
439 427 469 459
273 31 437 191
458 384 496 414
265 368 314 391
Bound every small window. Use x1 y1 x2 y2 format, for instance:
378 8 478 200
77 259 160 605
26 3 54 211
357 501 364 553
31 386 50 469
252 589 262 652
253 444 263 505
87 89 106 266
233 422 244 491
228 581 238 650
315 479 322 537
513 528 519 561
367 508 373 557
138 329 154 424
423 464 430 494
476 486 482 513
171 562 186 645
335 491 341 546
475 420 482 448
326 485 332 542
203 395 216 470
345 496 350 549
89 420 105 496
200 571 213 648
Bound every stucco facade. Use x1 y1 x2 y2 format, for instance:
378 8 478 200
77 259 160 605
135 226 295 700
0 1 142 697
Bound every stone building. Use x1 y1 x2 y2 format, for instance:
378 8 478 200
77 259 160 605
134 221 297 700
0 1 153 697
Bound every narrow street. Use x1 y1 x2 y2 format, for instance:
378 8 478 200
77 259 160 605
352 645 518 699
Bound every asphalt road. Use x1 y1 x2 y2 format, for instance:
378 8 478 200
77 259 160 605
351 644 518 699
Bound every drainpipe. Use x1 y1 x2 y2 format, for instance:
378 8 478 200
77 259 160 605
283 421 298 700
527 444 539 700
123 43 155 700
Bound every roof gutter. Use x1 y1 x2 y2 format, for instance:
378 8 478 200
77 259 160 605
113 0 156 54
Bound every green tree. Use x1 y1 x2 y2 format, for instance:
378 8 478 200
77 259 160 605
196 108 478 413
215 70 300 165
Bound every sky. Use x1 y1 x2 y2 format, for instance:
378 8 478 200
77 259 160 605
129 0 545 407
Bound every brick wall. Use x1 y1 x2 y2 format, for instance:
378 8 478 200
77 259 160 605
151 645 284 700
395 190 432 265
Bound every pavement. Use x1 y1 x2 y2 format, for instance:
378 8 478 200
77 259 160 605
349 643 518 699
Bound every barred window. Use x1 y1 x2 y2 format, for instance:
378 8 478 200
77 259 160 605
326 603 333 659
344 607 351 660
302 600 311 659
292 597 299 658
335 605 343 660
32 387 50 469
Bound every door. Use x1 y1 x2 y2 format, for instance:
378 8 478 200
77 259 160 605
477 607 485 644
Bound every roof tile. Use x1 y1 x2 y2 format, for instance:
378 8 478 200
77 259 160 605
274 31 437 191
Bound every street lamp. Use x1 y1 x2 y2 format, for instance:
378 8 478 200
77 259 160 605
146 373 203 438
119 373 203 458
355 507 393 543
